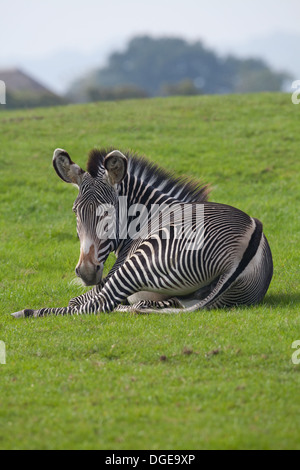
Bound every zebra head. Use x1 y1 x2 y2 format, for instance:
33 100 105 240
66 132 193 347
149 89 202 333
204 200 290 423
53 148 128 286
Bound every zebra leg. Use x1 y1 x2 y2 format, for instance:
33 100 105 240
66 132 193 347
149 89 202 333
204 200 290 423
11 262 144 318
11 297 108 317
11 306 78 318
115 297 184 313
134 298 184 312
68 280 106 308
11 292 108 317
11 281 107 318
115 279 221 313
212 234 273 308
115 281 220 314
129 272 234 314
11 288 120 317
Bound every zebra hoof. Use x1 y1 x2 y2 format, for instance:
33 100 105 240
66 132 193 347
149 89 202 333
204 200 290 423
11 309 35 318
11 310 25 318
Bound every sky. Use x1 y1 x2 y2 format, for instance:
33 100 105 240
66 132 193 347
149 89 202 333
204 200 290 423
1 0 299 92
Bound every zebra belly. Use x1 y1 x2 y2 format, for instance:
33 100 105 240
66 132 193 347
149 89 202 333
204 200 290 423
127 278 216 305
128 291 170 304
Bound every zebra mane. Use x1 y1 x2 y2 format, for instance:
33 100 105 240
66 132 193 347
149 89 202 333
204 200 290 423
87 148 210 203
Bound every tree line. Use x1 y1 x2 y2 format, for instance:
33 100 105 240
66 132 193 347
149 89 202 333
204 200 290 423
67 35 290 103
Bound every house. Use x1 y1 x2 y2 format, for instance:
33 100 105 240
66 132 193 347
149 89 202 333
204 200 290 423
0 68 64 108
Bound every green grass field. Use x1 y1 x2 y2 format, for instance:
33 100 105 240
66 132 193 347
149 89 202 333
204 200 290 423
0 93 299 450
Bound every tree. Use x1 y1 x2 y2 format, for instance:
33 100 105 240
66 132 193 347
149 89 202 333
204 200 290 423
67 36 291 102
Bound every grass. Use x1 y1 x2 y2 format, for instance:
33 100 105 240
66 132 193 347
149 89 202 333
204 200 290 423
0 93 299 449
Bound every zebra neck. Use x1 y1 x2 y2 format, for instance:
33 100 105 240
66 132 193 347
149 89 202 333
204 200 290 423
112 177 178 261
119 176 175 208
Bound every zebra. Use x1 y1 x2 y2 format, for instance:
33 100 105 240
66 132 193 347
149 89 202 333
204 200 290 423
11 147 273 318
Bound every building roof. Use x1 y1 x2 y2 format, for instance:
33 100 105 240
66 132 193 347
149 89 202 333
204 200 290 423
0 68 55 95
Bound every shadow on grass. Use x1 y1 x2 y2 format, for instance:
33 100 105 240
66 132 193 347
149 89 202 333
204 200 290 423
262 293 300 307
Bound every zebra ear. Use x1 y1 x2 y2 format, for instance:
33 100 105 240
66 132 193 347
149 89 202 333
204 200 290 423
53 149 85 186
104 150 128 186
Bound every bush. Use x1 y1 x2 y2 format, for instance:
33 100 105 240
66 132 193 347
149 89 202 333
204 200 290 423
2 91 66 110
86 84 149 102
160 79 202 97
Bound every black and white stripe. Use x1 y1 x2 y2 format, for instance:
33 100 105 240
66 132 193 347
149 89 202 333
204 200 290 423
11 148 273 318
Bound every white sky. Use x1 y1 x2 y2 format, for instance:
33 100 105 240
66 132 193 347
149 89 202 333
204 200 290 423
1 0 299 59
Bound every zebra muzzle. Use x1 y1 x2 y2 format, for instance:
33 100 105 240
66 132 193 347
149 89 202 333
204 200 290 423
75 262 103 286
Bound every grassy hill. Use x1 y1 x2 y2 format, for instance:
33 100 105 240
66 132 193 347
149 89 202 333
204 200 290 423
0 93 299 449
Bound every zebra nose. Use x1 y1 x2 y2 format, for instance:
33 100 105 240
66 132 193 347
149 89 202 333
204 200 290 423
75 262 103 286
